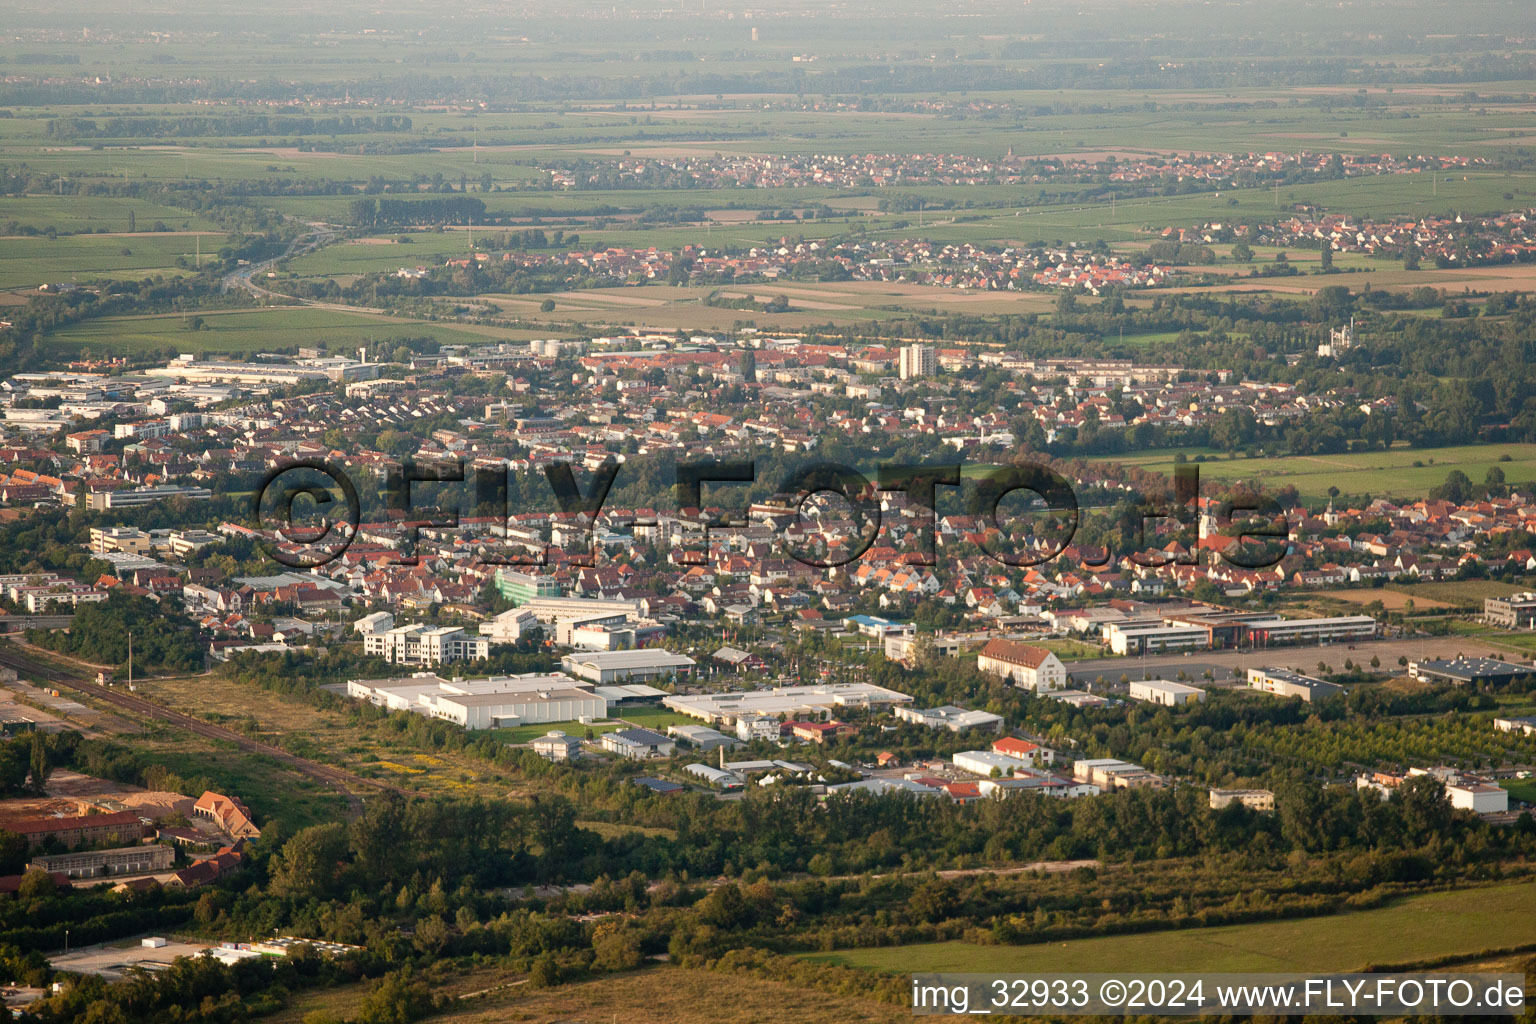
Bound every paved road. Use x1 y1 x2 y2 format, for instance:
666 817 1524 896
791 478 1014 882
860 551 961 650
1064 635 1530 686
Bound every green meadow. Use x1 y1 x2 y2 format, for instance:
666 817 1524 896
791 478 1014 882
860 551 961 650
1094 444 1536 500
38 306 559 357
806 882 1536 975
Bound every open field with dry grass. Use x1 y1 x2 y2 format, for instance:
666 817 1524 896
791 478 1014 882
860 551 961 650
269 963 906 1024
128 671 531 801
809 882 1536 976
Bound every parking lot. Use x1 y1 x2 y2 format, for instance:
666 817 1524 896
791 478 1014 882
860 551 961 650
50 939 214 981
1064 636 1528 687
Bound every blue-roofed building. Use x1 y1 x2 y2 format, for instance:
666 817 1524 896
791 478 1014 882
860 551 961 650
631 777 684 795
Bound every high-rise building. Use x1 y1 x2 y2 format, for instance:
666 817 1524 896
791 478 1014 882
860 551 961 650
899 344 936 380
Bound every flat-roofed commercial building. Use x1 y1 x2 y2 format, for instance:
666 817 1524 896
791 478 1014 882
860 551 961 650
1128 679 1206 706
363 623 490 667
1241 615 1376 647
1447 781 1509 814
895 705 1004 733
601 727 675 759
346 671 606 729
426 688 604 730
493 569 562 606
1104 623 1209 656
1246 667 1345 703
1409 656 1533 687
1494 715 1536 737
1072 758 1168 791
1484 592 1536 629
1209 788 1275 812
561 649 695 684
664 682 912 725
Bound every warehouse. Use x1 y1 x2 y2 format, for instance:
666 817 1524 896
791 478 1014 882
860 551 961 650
1409 656 1533 686
684 764 744 790
667 724 735 751
1245 667 1345 703
894 705 1004 734
346 672 608 729
561 649 696 684
953 750 1033 777
1128 679 1206 706
664 682 912 724
426 687 606 729
601 728 676 759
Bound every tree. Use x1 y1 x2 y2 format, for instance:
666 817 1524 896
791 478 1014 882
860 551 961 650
268 822 348 900
1231 241 1254 264
1431 469 1474 504
357 968 434 1024
539 299 556 313
28 733 50 792
592 924 645 971
909 877 958 923
528 953 562 989
17 868 55 901
1319 245 1334 273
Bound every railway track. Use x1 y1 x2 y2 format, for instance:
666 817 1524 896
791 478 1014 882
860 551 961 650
0 644 410 816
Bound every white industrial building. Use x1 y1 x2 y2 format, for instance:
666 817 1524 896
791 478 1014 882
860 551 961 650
664 682 913 725
1446 781 1509 814
667 724 735 751
1494 715 1536 737
562 649 695 684
685 763 744 790
346 672 606 730
601 727 675 759
427 687 603 729
1128 679 1206 706
894 705 1004 733
478 608 539 643
953 750 1034 777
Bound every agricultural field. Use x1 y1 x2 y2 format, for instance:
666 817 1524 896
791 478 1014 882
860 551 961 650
36 306 561 358
0 233 206 291
1096 444 1536 500
0 194 222 235
807 882 1536 975
1384 580 1536 609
